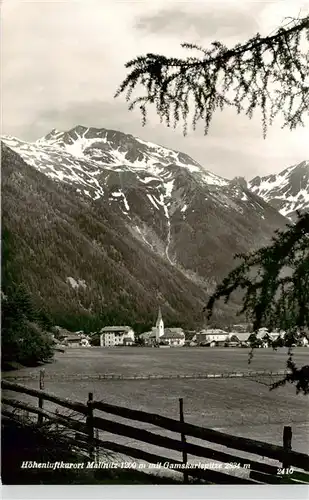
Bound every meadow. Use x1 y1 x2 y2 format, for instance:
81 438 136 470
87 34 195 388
3 347 309 457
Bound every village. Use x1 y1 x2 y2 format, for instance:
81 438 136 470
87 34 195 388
53 307 309 350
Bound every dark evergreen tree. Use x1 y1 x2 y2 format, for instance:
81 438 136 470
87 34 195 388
2 229 55 368
2 287 54 368
206 212 309 394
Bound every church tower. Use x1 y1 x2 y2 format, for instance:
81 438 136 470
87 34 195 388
155 307 164 341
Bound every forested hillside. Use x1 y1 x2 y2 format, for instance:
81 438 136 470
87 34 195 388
1 126 289 334
2 144 216 333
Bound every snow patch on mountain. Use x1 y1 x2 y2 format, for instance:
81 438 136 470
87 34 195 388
111 189 130 216
249 160 309 220
147 194 160 210
181 204 188 213
165 179 174 197
62 129 105 158
2 134 106 199
139 176 160 184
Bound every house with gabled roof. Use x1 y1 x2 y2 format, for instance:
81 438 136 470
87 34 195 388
196 328 229 345
64 333 82 347
140 309 185 347
162 328 185 346
100 326 135 347
228 332 251 345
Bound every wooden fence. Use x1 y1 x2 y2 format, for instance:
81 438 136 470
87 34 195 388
2 369 289 381
2 377 309 485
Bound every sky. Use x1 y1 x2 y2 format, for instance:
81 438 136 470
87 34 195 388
2 0 309 179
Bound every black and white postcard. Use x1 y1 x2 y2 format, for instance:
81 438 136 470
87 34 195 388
1 0 309 496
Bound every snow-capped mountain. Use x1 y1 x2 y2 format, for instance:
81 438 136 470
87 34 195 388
2 126 286 271
1 126 288 329
3 125 228 201
249 160 309 220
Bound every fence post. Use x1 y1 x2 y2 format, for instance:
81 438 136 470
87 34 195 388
37 368 45 425
95 428 99 460
86 392 95 461
282 426 292 469
179 398 188 484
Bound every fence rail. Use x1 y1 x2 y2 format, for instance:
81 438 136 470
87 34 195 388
2 369 289 381
2 376 309 485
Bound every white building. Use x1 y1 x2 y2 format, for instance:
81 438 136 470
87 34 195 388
196 328 229 344
141 308 185 346
162 328 185 346
100 326 135 347
155 307 164 341
80 337 91 347
63 333 82 347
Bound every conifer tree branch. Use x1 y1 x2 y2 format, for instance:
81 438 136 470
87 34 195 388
115 15 309 137
206 212 309 394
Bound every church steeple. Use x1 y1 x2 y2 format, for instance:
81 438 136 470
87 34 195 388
155 306 164 340
156 307 162 323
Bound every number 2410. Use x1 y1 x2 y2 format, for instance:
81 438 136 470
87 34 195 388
277 467 294 475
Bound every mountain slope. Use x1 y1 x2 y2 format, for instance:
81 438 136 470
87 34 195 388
249 160 309 220
1 127 289 330
2 143 214 332
2 126 288 279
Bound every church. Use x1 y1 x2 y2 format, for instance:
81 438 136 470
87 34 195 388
140 307 185 347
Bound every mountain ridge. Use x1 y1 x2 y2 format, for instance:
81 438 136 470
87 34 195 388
1 126 292 331
1 142 215 332
249 160 309 220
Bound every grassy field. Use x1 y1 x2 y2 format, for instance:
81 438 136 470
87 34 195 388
4 346 309 377
3 347 309 461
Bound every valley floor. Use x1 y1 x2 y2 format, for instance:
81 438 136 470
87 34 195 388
3 347 309 456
